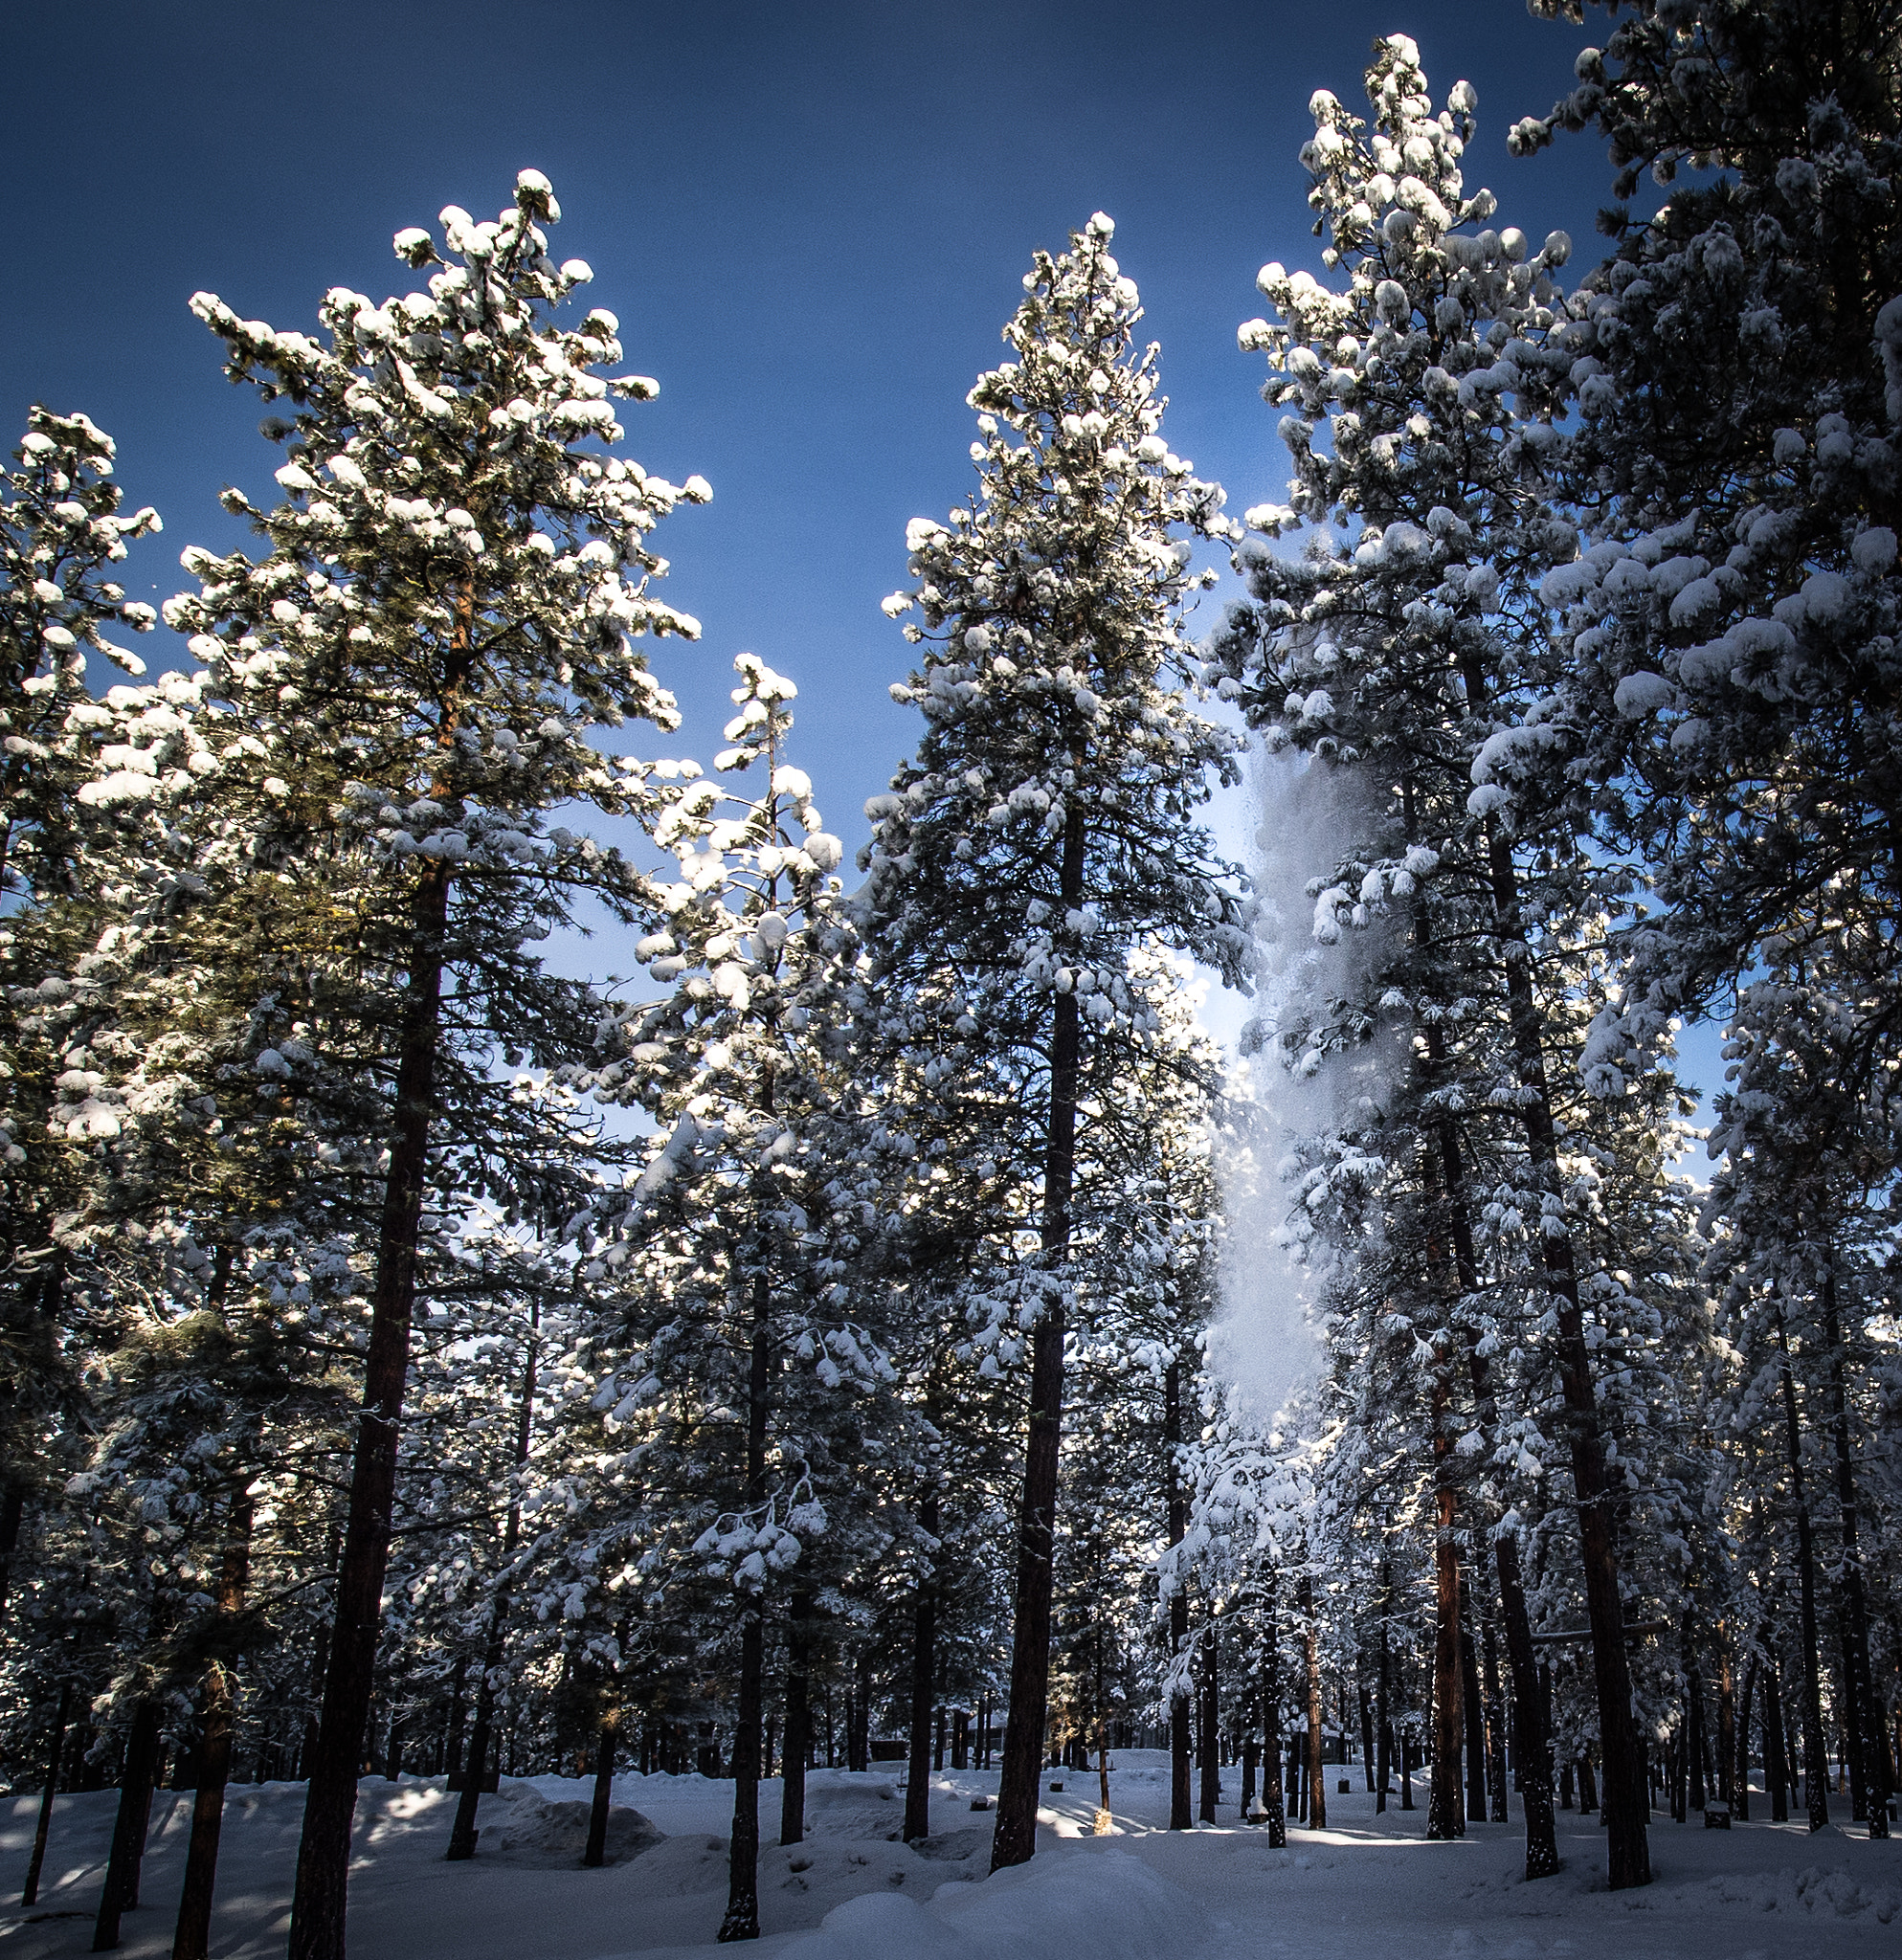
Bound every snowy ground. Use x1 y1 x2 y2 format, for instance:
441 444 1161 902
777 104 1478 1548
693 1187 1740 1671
0 1750 1896 1960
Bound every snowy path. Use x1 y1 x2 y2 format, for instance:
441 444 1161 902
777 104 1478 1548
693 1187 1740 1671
0 1753 1895 1960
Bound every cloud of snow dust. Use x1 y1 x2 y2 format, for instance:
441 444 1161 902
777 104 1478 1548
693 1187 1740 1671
1206 743 1400 1426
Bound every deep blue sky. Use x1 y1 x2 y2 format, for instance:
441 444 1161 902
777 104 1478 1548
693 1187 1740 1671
4 1 1689 1086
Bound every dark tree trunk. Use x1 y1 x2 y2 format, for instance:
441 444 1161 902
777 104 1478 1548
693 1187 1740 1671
1764 1664 1790 1822
1299 1572 1326 1830
289 860 451 1960
1772 1305 1831 1831
583 1722 615 1868
1164 1360 1193 1833
448 1317 538 1861
1822 1270 1891 1837
779 1590 811 1846
720 1255 774 1941
172 1495 254 1960
1376 1562 1392 1815
1197 1621 1220 1823
23 1681 75 1906
1261 1578 1286 1846
905 1494 940 1844
1358 1680 1376 1795
0 1486 25 1632
1481 1615 1508 1823
1461 1614 1487 1824
94 1698 163 1949
1428 1348 1464 1841
1687 1655 1707 1813
1472 813 1649 1888
1733 1656 1756 1820
1716 1643 1736 1813
1577 1750 1597 1815
990 806 1084 1875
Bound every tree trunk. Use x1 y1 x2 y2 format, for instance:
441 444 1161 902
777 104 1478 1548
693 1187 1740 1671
0 1486 25 1632
447 1313 538 1860
1435 1104 1557 1875
1481 1614 1508 1823
1716 1640 1736 1814
905 1494 939 1843
1473 813 1649 1888
1358 1680 1376 1795
1261 1578 1286 1846
1686 1653 1707 1813
1164 1359 1193 1833
582 1721 615 1868
1771 1303 1831 1831
720 1252 774 1940
990 805 1084 1874
289 860 450 1960
22 1681 74 1906
1376 1562 1392 1815
1299 1572 1326 1831
1822 1269 1891 1837
1427 1344 1464 1841
1461 1612 1487 1824
1764 1662 1790 1822
1733 1655 1756 1820
172 1494 254 1960
1197 1621 1220 1823
93 1698 163 1950
779 1590 811 1846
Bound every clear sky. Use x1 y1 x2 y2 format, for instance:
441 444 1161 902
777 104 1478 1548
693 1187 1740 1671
9 2 1712 1104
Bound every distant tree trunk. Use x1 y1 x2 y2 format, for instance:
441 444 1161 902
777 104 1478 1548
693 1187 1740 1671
1358 1680 1376 1795
1299 1572 1326 1830
1427 1343 1464 1841
1687 1653 1707 1813
1764 1662 1790 1821
1376 1562 1392 1815
0 1486 26 1631
93 1698 163 1949
289 857 452 1960
1197 1621 1220 1823
1716 1640 1736 1814
172 1492 254 1960
1822 1268 1891 1837
1434 1089 1557 1876
718 1247 775 1942
1772 1303 1830 1831
1461 1612 1487 1824
1577 1750 1597 1815
1472 812 1649 1888
1165 1360 1192 1833
448 1312 539 1860
1733 1656 1755 1820
1481 1614 1508 1823
22 1681 75 1906
1261 1577 1286 1847
905 1493 940 1844
780 1591 811 1846
990 812 1083 1877
583 1720 615 1868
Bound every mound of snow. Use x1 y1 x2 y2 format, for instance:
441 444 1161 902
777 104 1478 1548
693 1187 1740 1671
478 1789 660 1866
774 1848 1206 1960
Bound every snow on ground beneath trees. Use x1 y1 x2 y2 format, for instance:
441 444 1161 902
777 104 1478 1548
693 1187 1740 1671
0 1751 1897 1960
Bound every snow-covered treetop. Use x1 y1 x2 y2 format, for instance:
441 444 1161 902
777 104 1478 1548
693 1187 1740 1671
869 213 1250 1044
164 168 711 886
1 410 161 897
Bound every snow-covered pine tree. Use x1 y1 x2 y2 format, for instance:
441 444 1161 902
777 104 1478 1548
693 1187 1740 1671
0 410 160 1620
578 655 888 1939
1218 35 1667 1885
869 212 1248 1871
158 168 707 1960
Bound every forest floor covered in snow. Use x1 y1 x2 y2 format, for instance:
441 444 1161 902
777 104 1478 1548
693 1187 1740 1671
0 1751 1897 1960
